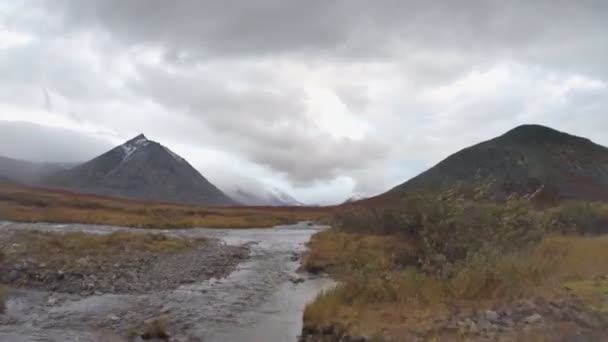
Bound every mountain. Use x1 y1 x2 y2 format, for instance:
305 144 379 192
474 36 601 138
381 124 608 201
0 156 73 184
45 134 236 206
227 186 303 206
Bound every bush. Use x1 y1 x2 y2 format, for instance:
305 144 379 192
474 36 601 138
543 201 608 235
336 188 543 277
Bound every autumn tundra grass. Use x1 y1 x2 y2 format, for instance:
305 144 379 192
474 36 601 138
302 188 608 339
0 251 6 314
0 182 331 228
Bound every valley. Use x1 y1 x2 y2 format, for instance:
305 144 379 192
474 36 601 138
2 125 608 341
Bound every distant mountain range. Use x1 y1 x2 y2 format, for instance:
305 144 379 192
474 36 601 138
4 124 608 207
377 124 608 202
0 134 304 207
0 156 73 184
228 186 304 206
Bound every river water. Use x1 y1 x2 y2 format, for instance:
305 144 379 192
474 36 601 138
0 221 333 342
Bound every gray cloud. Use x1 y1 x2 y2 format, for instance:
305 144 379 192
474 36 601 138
42 1 608 79
0 121 113 162
128 66 388 184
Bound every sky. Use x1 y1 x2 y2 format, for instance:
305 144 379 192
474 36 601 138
1 1 608 205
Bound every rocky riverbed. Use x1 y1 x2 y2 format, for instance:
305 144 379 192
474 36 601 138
0 221 333 341
0 230 250 296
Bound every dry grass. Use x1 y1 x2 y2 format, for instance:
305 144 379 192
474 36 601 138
0 182 331 228
303 231 608 337
0 251 6 314
4 231 200 262
0 286 5 314
301 229 417 274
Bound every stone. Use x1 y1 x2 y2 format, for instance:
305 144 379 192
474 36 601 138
524 313 542 324
7 270 19 282
107 314 120 322
47 296 59 305
290 276 305 284
484 310 500 323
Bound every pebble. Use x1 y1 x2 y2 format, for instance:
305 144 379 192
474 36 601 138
7 270 19 282
524 313 543 324
484 310 500 323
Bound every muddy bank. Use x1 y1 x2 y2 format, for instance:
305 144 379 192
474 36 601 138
0 221 333 342
0 230 249 295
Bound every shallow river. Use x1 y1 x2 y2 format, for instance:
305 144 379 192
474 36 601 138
0 221 333 342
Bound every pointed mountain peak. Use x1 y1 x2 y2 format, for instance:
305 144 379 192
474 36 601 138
125 133 148 144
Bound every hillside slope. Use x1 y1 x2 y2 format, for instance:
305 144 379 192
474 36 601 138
382 124 608 201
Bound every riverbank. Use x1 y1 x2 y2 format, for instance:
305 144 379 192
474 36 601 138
0 229 249 295
0 222 331 341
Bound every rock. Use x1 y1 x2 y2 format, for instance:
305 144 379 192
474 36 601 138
524 313 542 324
7 270 19 282
290 276 305 284
160 304 172 314
484 310 500 324
290 252 300 262
47 296 59 305
107 314 120 322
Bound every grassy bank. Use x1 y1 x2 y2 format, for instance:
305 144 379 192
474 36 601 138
3 230 201 260
0 182 331 228
302 191 608 339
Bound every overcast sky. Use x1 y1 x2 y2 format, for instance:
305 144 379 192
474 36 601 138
1 1 608 204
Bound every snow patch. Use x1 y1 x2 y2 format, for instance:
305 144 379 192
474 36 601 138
119 135 150 162
344 192 366 203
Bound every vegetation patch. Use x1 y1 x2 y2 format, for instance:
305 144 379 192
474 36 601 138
0 182 331 228
302 188 608 339
0 251 5 314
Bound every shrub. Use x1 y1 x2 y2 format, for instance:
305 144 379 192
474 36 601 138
335 188 543 277
543 201 608 235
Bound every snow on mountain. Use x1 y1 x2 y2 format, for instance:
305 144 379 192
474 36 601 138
344 192 366 203
212 174 304 206
267 186 304 206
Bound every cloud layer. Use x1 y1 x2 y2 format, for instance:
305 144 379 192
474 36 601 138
1 1 608 203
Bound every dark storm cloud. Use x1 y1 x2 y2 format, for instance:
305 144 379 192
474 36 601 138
47 0 608 79
0 121 113 162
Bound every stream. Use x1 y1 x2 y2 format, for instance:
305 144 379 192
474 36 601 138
0 221 334 342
